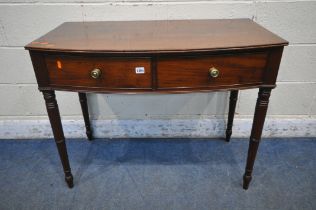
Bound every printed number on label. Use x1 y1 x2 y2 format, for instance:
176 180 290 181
135 67 145 74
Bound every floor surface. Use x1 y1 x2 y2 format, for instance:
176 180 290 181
0 138 315 210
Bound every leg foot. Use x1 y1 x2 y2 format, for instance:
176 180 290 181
243 171 252 190
78 92 93 141
65 174 74 188
225 130 232 142
225 90 238 142
86 131 93 141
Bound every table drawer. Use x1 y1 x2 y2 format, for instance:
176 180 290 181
157 53 268 89
45 56 152 89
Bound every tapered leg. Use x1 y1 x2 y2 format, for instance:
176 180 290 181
243 88 272 190
225 90 239 142
42 90 74 188
78 92 93 140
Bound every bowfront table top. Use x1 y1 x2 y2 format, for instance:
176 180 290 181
25 19 288 190
25 19 287 53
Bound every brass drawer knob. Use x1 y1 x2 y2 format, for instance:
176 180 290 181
209 67 220 78
91 68 101 79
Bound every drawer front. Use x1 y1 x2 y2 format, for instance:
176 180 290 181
157 53 268 89
45 56 152 89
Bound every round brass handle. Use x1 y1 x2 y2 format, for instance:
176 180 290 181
209 67 220 78
90 68 101 79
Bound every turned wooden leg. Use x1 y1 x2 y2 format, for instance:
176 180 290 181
225 90 239 142
78 92 93 140
42 90 74 188
243 87 272 190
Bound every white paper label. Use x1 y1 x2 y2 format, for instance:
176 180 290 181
135 67 145 74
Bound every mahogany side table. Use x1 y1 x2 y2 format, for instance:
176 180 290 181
25 19 288 189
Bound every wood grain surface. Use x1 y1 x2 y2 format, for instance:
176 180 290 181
45 55 152 89
25 19 288 53
157 52 268 89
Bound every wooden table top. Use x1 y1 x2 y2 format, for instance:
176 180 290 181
25 19 288 53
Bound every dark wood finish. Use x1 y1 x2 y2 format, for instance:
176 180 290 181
25 19 288 189
45 55 152 89
29 51 49 87
25 19 287 53
243 88 272 189
42 90 73 188
225 90 238 142
78 93 93 140
263 47 285 85
151 56 158 90
157 53 267 89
